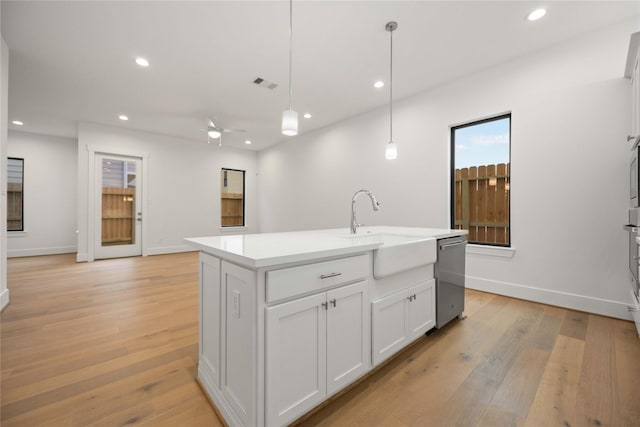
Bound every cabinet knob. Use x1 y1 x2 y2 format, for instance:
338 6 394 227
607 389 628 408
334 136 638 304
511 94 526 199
330 299 337 308
321 302 328 310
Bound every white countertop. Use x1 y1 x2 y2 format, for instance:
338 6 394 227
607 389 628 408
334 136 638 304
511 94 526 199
185 226 466 269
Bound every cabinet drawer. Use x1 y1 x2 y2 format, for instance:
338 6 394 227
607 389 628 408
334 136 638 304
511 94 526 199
266 254 369 303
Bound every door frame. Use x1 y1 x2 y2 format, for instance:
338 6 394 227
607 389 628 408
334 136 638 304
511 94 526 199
86 145 149 262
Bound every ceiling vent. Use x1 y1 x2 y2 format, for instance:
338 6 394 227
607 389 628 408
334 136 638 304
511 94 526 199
253 77 278 90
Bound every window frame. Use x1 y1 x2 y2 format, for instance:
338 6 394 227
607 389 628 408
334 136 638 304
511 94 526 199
220 168 246 228
450 113 511 247
7 157 25 232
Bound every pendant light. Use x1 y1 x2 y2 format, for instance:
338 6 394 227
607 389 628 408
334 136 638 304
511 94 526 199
385 21 398 160
282 0 298 136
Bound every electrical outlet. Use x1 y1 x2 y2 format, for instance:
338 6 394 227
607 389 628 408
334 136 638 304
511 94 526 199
232 290 241 318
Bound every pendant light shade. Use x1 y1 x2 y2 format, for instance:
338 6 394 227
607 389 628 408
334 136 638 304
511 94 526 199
282 109 298 136
385 141 398 160
282 0 298 136
385 21 398 160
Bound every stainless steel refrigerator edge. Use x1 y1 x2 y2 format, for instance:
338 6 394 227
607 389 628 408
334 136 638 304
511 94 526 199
435 236 467 328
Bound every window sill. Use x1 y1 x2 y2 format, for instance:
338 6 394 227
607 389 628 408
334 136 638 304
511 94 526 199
219 226 248 233
8 231 28 237
466 244 515 258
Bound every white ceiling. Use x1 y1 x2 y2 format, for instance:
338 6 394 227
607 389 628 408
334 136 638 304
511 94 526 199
2 1 639 151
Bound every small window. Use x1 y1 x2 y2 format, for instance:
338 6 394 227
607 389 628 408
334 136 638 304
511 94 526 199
221 169 245 227
8 157 24 231
451 114 511 246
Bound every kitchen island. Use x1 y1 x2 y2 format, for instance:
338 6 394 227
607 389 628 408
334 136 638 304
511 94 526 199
185 226 466 427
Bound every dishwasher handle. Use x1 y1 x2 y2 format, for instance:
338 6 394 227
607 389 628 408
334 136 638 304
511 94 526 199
439 241 467 251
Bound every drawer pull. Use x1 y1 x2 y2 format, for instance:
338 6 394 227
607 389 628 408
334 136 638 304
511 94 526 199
320 272 342 279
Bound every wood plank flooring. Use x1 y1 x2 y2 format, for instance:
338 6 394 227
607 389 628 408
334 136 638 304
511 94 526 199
2 253 640 426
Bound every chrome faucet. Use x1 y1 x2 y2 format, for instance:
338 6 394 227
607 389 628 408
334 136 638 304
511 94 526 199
350 189 381 234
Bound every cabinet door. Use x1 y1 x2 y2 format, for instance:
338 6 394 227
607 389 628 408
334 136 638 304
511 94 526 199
633 52 639 137
266 293 327 427
371 290 409 366
408 280 435 340
199 253 221 388
326 281 370 395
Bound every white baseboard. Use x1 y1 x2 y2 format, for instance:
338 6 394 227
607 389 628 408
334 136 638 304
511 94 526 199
1 288 10 311
466 275 633 321
8 246 77 258
146 245 197 256
76 246 195 262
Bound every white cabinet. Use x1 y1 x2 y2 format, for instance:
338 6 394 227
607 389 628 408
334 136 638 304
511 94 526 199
371 279 435 366
632 47 640 140
626 32 640 141
265 281 369 427
195 246 438 427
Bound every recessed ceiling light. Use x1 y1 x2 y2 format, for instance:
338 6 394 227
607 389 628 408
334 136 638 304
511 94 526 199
527 8 546 21
303 113 312 119
245 140 252 145
118 115 129 121
374 80 385 89
135 57 149 67
11 120 23 126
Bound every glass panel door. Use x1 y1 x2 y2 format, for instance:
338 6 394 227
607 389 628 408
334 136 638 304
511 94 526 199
95 154 142 259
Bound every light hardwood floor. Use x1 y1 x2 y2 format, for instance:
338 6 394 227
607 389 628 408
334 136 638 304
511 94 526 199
2 253 640 426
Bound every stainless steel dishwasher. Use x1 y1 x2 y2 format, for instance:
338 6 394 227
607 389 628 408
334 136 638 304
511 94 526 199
435 236 467 329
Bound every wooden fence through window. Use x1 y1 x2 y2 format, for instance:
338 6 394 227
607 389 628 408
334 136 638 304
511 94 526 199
454 163 510 245
7 182 23 231
102 187 136 246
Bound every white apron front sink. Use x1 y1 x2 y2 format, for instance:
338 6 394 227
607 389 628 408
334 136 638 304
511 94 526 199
342 233 437 278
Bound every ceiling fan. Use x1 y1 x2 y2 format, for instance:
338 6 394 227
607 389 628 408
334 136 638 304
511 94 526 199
206 119 245 146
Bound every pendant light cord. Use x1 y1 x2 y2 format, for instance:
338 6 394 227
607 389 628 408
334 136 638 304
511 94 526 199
389 26 393 142
288 0 293 111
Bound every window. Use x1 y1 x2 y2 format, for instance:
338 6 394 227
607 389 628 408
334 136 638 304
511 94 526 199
451 114 511 246
221 169 245 227
7 157 24 231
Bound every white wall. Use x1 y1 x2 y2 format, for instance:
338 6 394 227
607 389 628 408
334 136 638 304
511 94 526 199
259 20 638 319
7 131 77 257
1 33 8 310
76 122 258 261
